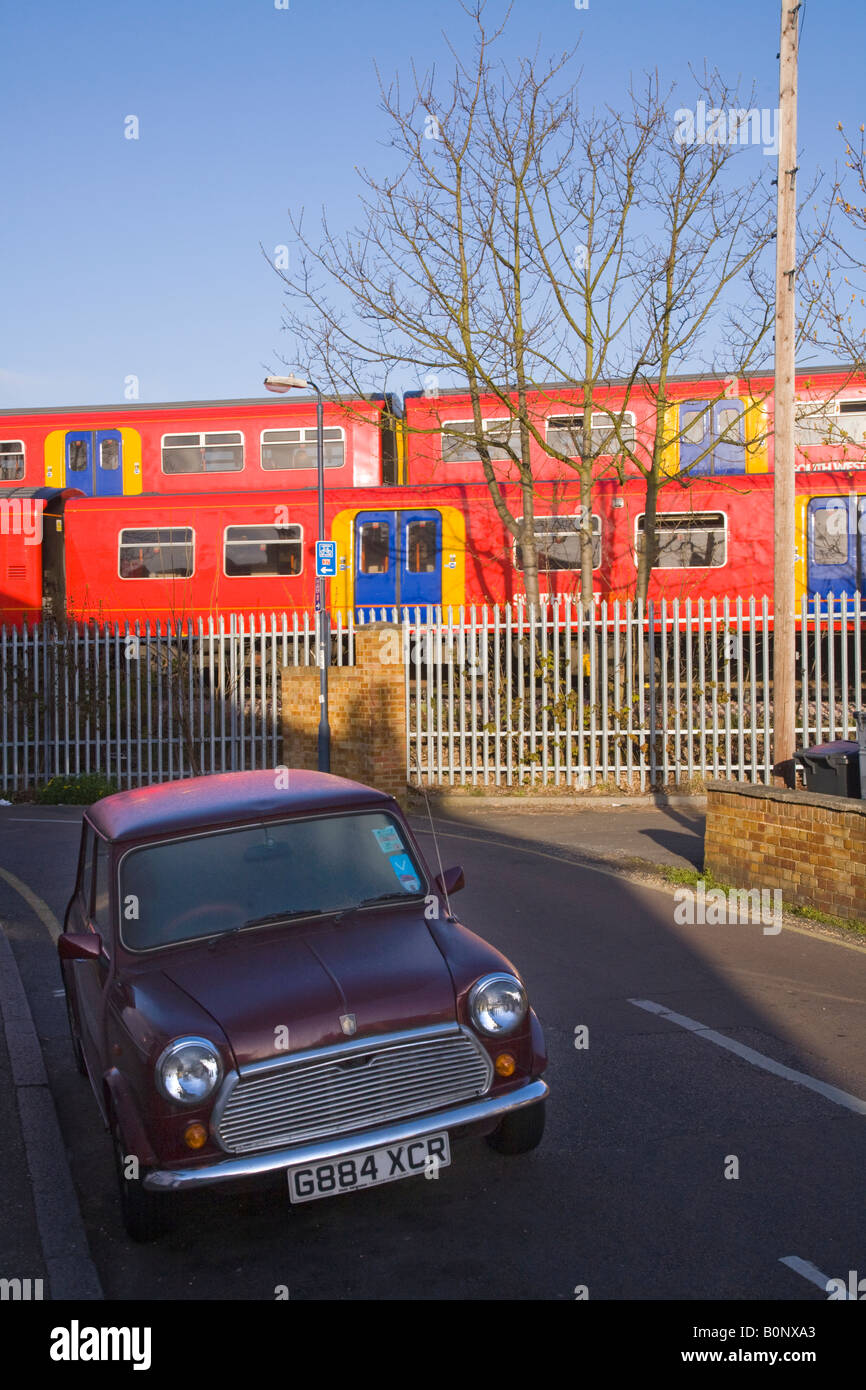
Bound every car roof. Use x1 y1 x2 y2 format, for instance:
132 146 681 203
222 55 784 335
86 769 396 844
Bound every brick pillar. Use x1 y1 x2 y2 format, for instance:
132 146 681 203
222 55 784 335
280 623 407 803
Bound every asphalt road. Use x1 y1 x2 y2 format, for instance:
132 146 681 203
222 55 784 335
1 802 864 1302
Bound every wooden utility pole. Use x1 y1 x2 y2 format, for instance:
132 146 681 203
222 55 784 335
773 2 800 786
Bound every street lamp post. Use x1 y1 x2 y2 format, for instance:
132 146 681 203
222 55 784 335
264 373 330 773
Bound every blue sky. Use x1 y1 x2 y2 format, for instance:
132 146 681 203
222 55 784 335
1 0 862 408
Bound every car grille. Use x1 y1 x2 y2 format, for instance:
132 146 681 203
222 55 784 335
214 1028 493 1154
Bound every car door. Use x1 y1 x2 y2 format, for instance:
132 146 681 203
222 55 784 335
68 829 115 1086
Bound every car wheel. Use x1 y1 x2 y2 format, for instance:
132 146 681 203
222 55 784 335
111 1120 174 1243
64 991 87 1077
485 1098 545 1155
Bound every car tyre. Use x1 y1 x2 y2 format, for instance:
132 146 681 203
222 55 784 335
111 1119 174 1243
485 1098 545 1155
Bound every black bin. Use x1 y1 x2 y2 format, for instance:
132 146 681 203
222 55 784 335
795 741 861 798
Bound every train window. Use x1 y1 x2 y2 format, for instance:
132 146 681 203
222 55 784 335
546 414 636 456
441 419 521 463
715 405 744 443
118 528 195 579
680 409 707 445
359 521 391 574
406 520 437 573
261 427 344 470
0 440 25 481
795 402 837 447
68 440 88 472
838 400 866 446
637 512 726 568
812 504 849 565
514 515 601 571
99 438 120 470
223 525 303 577
162 432 244 473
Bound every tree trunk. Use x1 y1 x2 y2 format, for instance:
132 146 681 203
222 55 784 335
579 463 594 601
636 467 659 603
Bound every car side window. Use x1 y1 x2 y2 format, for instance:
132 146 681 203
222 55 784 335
78 825 95 912
92 837 111 941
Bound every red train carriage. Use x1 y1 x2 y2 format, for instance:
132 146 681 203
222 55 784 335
0 394 395 498
3 468 856 630
2 367 866 628
402 366 866 486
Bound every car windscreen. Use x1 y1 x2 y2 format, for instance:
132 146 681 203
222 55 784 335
118 811 426 951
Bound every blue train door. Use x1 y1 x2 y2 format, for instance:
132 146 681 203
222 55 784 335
679 400 711 476
354 510 442 614
711 400 745 474
95 429 123 496
807 496 863 606
401 511 442 607
64 429 124 496
679 399 745 475
65 431 93 494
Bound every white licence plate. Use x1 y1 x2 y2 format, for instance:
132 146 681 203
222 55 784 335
287 1132 451 1203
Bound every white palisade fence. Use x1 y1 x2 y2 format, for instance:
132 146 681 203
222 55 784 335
0 597 863 793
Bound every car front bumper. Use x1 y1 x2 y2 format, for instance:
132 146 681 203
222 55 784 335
143 1077 548 1191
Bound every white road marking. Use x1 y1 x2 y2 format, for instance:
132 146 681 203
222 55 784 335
779 1255 855 1299
0 867 62 942
629 999 866 1115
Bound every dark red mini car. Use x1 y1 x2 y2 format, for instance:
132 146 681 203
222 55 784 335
59 769 548 1240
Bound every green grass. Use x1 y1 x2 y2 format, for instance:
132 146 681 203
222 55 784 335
35 772 118 805
653 864 866 936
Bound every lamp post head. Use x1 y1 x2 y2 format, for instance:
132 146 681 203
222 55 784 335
264 374 309 393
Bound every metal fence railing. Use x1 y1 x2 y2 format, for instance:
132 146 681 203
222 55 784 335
0 596 863 793
0 612 355 792
397 595 864 790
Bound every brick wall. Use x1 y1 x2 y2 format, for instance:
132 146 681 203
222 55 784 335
280 624 406 803
704 779 866 924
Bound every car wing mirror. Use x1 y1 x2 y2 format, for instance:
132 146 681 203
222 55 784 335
58 933 103 962
435 865 465 897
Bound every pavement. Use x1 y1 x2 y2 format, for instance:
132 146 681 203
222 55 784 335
406 792 707 874
0 795 705 1303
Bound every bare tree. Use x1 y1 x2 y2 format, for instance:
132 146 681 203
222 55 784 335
267 6 786 605
269 5 665 605
795 122 866 453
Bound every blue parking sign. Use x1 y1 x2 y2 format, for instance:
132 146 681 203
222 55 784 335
316 541 337 578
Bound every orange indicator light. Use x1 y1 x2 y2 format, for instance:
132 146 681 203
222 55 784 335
184 1123 208 1150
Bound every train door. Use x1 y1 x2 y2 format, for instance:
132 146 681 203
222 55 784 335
679 399 745 476
711 400 745 474
94 430 123 496
63 430 124 497
679 400 711 476
353 509 442 613
807 496 864 601
65 432 94 494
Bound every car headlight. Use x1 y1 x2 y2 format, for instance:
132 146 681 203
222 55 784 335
468 974 528 1036
156 1037 222 1105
